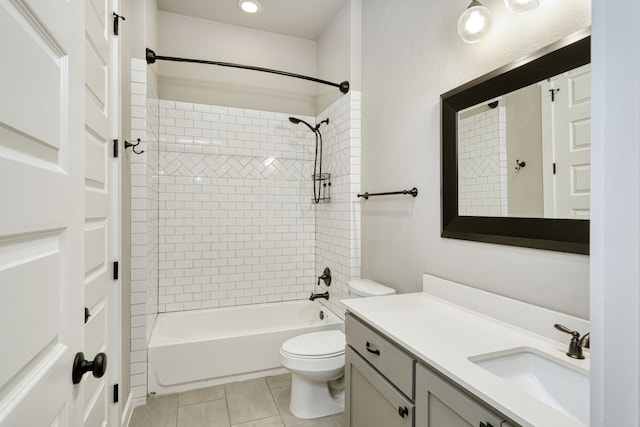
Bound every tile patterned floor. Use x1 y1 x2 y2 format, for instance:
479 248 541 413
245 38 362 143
129 374 344 427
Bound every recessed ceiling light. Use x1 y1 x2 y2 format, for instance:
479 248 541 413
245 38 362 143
504 0 540 14
238 0 261 14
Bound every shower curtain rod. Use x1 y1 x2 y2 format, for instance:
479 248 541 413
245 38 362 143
145 48 350 94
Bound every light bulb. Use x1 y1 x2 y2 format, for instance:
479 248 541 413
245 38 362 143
238 0 261 14
457 1 493 43
504 0 540 14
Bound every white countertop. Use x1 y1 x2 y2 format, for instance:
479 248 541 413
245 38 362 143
342 292 589 427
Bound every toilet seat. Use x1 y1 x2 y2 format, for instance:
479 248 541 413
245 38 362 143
281 330 345 359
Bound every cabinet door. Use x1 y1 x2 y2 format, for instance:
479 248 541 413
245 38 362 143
415 364 507 427
345 346 414 427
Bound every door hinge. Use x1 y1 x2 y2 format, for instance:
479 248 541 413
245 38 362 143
549 88 560 102
113 261 119 280
113 12 126 36
113 139 119 158
113 383 119 403
553 163 557 174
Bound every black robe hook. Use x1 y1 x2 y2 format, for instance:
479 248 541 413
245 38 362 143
124 138 144 154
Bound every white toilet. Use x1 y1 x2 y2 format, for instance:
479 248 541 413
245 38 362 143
279 279 396 419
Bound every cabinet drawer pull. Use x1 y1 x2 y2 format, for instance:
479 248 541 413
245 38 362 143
366 341 380 355
398 406 409 418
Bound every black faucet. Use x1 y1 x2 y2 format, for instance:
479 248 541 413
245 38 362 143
309 291 329 301
554 324 590 359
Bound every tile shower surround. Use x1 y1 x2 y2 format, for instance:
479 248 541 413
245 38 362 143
157 103 318 312
154 94 361 315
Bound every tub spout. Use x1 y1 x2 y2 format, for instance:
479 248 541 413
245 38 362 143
309 291 329 301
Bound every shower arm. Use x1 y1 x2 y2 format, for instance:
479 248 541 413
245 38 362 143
146 48 350 94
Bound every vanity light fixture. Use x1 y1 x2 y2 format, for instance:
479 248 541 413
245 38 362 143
457 0 493 43
238 0 261 14
504 0 541 14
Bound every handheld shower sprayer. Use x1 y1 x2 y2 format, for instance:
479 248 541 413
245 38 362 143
288 117 315 132
289 116 330 203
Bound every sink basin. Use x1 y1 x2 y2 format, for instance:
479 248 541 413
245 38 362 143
470 348 589 425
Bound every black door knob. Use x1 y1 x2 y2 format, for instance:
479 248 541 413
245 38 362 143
72 352 107 384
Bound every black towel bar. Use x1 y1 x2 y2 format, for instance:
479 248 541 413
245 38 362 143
357 187 418 200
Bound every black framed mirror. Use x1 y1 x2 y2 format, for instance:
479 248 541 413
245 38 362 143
441 31 590 254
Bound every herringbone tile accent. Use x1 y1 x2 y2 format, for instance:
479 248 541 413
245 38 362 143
160 153 313 181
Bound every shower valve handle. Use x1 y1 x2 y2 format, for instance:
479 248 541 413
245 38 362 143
318 267 331 286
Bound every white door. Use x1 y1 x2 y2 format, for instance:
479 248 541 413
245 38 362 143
0 0 85 426
541 64 591 218
84 0 117 425
0 0 118 425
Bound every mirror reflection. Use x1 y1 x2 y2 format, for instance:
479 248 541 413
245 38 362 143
457 64 591 219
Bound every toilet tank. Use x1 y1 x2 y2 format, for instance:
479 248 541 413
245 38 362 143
348 279 396 297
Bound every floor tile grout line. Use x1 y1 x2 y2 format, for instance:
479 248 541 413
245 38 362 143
223 382 234 427
178 395 227 408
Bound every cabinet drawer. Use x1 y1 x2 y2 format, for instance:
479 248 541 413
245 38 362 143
345 347 414 427
346 314 415 398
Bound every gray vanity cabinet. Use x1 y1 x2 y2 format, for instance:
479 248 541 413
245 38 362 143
345 347 414 427
415 363 511 427
345 313 517 427
345 314 415 427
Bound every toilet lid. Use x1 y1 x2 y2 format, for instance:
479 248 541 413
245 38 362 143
281 330 345 358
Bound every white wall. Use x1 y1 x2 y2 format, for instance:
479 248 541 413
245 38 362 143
156 12 318 115
316 0 362 114
132 0 157 60
506 85 543 217
316 1 351 112
591 1 640 425
360 0 591 318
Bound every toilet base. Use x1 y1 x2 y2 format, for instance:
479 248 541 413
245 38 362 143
289 373 345 419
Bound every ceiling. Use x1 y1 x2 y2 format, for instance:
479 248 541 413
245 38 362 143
157 0 347 41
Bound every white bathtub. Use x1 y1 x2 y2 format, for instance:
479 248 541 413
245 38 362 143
147 300 344 395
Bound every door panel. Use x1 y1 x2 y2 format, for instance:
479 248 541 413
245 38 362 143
0 233 62 388
556 65 591 217
0 0 84 425
541 64 591 218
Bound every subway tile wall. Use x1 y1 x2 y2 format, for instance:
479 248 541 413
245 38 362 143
129 58 160 403
458 104 508 216
314 92 361 318
157 102 319 311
